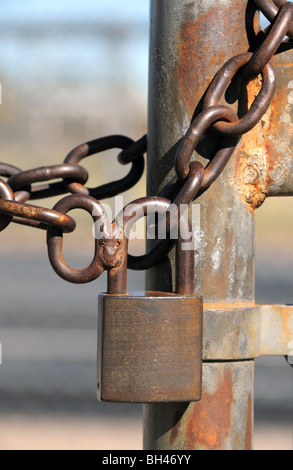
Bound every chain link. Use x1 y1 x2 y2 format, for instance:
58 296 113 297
0 0 291 283
244 2 293 79
8 164 89 203
203 54 276 135
63 135 145 199
255 0 293 39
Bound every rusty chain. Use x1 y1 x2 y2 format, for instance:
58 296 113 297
0 0 292 284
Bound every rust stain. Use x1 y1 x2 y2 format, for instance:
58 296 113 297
233 78 273 210
273 62 293 67
233 57 293 205
245 394 253 450
203 301 255 310
178 18 206 119
264 76 293 194
279 306 292 341
177 2 248 120
184 368 233 450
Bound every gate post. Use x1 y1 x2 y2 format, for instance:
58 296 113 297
144 0 255 450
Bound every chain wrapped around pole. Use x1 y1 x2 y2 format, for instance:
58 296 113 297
0 0 291 283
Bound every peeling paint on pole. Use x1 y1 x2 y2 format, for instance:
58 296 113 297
234 50 293 206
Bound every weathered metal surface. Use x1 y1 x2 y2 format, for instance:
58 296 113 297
0 177 15 230
255 0 293 40
109 196 197 293
8 163 88 203
47 194 109 283
98 196 203 403
118 134 147 165
144 362 254 450
175 105 239 182
243 2 293 81
203 54 276 135
98 292 203 403
257 304 293 356
266 46 293 197
0 179 76 233
147 0 253 312
203 303 293 360
146 0 254 450
121 168 204 273
235 56 293 205
235 10 293 204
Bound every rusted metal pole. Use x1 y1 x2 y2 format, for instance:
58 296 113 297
234 44 293 205
145 0 254 450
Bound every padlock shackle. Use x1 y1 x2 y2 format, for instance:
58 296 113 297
107 197 195 295
176 220 195 295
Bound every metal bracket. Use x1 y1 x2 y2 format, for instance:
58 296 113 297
203 303 293 360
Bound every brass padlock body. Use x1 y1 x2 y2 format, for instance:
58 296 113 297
97 291 203 403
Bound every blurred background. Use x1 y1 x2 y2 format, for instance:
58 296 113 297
0 0 292 450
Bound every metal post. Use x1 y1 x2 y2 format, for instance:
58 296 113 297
145 0 255 450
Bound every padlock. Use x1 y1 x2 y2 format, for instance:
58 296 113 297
97 234 203 404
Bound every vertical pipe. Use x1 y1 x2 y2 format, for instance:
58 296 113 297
145 0 255 450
